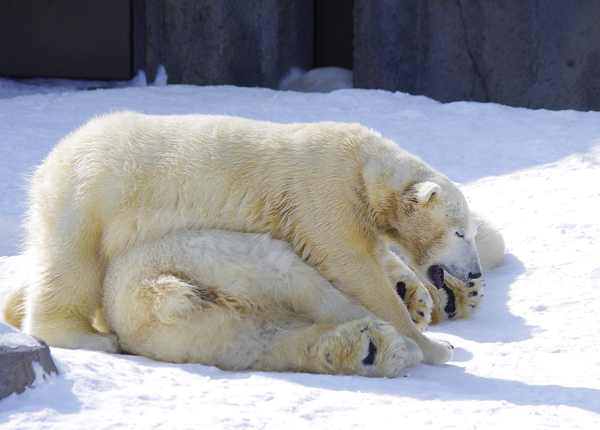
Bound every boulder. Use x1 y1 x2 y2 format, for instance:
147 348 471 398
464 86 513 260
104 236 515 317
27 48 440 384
0 323 58 400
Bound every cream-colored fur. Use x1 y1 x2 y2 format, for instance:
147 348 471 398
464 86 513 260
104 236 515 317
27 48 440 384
5 112 503 368
102 230 423 377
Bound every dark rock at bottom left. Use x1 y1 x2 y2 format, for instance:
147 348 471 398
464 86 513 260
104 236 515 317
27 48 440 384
0 322 58 400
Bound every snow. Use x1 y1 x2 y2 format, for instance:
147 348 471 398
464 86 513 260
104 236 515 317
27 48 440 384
0 77 599 428
0 322 39 348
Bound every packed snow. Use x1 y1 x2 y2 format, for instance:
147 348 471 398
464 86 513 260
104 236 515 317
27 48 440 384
0 323 39 348
0 74 599 429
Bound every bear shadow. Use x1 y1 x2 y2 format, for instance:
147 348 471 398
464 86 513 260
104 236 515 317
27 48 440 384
171 358 600 415
430 252 533 344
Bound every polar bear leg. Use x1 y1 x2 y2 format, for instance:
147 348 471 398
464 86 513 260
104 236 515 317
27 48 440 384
381 250 432 330
22 247 120 353
2 260 119 352
259 317 423 377
323 258 453 365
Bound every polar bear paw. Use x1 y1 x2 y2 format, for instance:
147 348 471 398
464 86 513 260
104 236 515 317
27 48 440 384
28 329 122 353
70 332 122 353
395 280 433 330
418 337 454 365
428 277 485 324
316 318 422 377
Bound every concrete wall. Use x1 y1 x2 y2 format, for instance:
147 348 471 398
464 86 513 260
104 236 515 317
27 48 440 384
134 0 313 88
354 0 600 111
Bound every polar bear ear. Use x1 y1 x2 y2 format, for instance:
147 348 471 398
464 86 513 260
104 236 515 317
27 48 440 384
413 181 443 205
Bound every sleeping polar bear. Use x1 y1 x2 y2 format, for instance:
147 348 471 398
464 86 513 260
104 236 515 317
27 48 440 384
4 112 504 376
101 230 425 377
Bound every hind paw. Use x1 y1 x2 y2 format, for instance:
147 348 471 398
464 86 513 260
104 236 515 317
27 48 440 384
317 318 421 377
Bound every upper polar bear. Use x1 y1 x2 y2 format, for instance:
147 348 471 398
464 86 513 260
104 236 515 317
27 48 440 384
9 112 489 366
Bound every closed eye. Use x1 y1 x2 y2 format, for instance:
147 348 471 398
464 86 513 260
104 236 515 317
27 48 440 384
455 232 464 238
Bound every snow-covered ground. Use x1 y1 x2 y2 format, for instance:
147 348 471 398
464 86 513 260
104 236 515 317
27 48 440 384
0 76 599 429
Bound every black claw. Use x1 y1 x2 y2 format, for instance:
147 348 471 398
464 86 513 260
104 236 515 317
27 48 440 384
417 311 425 317
412 319 419 324
467 282 475 288
468 291 478 297
362 339 377 366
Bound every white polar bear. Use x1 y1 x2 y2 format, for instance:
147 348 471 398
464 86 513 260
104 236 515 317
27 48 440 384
101 229 424 377
4 112 504 370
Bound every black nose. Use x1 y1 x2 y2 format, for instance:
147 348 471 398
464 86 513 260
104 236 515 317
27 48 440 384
469 272 482 280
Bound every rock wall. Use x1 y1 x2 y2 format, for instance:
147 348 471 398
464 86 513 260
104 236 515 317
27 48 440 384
134 0 313 88
134 0 600 110
354 0 600 111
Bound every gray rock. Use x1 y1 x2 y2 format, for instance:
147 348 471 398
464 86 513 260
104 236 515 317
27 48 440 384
0 323 58 400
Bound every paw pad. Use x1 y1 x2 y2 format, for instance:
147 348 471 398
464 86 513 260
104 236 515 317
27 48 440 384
362 339 377 366
442 284 457 317
395 282 407 300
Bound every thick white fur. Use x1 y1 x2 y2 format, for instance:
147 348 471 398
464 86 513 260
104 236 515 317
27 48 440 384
472 211 505 272
102 230 423 377
5 112 504 369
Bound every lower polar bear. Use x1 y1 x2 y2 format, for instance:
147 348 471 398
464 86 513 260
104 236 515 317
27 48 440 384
5 112 504 371
102 230 424 377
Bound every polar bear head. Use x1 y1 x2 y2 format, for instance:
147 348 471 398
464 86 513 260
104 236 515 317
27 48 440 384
399 180 483 288
364 154 482 289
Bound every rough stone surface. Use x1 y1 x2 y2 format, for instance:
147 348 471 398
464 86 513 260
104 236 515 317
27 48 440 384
0 323 58 400
354 0 600 111
134 0 313 88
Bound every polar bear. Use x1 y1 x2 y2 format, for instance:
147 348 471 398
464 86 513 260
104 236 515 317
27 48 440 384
101 229 424 377
5 112 503 368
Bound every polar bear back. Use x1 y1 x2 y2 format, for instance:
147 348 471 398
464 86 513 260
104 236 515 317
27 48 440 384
28 112 425 265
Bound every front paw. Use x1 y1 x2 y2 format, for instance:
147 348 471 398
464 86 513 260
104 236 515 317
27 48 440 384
428 276 485 323
395 280 433 330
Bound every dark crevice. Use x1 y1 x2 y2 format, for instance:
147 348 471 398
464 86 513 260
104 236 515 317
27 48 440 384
456 0 490 102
